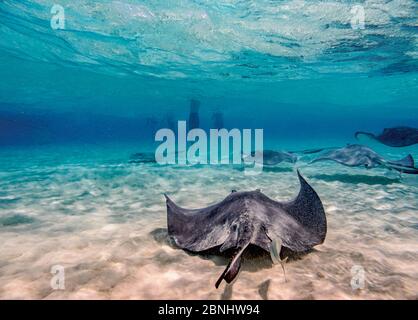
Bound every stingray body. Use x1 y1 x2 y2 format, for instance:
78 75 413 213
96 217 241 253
310 144 418 174
289 147 338 155
244 150 297 166
165 171 327 288
355 127 418 147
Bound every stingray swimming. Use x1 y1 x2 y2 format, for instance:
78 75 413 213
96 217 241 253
165 171 327 288
243 150 297 166
243 148 335 166
355 127 418 147
310 144 418 174
242 148 338 167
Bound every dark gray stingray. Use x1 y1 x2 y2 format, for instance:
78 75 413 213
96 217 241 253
165 171 327 288
243 150 297 166
355 127 418 147
310 144 418 174
289 147 338 155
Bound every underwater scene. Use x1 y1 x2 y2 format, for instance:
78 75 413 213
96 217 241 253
0 0 417 300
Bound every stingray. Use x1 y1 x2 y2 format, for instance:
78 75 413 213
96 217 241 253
355 127 418 147
243 150 297 166
310 144 418 174
165 171 327 288
289 147 338 155
242 148 339 166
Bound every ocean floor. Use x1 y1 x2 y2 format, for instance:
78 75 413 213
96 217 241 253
0 145 417 300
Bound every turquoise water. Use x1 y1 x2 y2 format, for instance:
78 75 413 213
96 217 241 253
0 1 417 299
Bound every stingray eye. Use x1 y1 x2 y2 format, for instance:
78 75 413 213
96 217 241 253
231 224 237 232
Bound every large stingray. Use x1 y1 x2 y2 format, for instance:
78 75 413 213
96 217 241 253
310 144 418 174
165 171 327 288
355 127 418 147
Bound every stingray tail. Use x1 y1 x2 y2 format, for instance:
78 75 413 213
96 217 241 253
386 165 418 174
215 242 249 289
387 154 415 168
355 131 375 141
384 154 418 174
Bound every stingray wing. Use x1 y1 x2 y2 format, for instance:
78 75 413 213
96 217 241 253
261 171 327 252
309 148 351 166
380 127 418 147
165 194 233 252
357 127 418 147
310 145 379 167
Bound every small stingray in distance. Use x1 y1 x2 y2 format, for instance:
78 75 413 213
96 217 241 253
289 146 338 155
310 144 418 174
243 150 297 166
243 148 338 167
165 171 327 288
355 127 418 147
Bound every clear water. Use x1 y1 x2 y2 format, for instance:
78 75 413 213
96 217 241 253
0 1 417 299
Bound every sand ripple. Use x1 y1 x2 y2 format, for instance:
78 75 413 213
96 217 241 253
0 150 417 299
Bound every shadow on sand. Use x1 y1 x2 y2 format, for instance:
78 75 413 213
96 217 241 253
220 278 274 300
151 228 308 265
150 227 313 299
311 173 400 185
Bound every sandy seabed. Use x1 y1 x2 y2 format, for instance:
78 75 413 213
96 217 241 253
0 153 417 300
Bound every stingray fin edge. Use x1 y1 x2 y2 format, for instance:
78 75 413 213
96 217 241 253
388 154 415 168
283 171 327 245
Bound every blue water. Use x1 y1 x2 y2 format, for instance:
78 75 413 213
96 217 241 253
0 1 417 299
1 0 417 148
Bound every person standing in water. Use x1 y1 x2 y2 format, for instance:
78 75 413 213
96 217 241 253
212 110 224 129
188 99 200 130
165 112 176 132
